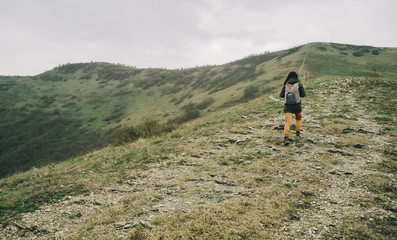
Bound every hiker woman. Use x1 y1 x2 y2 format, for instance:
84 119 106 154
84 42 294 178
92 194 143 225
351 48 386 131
279 71 306 143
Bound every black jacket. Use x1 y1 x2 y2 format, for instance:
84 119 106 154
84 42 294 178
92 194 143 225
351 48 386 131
279 78 306 114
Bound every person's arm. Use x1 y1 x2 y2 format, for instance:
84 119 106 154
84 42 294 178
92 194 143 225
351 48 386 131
299 84 306 98
279 86 285 98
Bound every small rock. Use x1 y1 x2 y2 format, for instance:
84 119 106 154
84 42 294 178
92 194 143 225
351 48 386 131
123 224 133 229
115 221 127 229
115 221 134 229
384 150 397 157
274 124 284 130
358 128 372 134
289 214 301 220
306 139 315 144
14 221 29 230
353 144 364 149
327 149 354 156
139 221 154 229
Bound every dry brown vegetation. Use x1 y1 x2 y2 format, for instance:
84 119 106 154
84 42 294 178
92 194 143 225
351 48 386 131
1 76 396 239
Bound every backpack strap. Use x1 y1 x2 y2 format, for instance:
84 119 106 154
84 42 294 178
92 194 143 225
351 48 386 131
292 84 296 103
285 84 292 102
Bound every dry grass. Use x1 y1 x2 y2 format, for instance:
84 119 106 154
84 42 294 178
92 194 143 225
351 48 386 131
1 76 396 239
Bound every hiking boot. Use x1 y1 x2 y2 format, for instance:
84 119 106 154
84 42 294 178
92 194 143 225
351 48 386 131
296 131 301 137
284 136 290 145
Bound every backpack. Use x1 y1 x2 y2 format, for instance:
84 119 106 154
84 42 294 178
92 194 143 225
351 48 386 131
285 82 301 104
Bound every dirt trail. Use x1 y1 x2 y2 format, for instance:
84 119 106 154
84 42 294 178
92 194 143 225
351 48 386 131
274 78 396 239
298 51 308 75
1 77 396 239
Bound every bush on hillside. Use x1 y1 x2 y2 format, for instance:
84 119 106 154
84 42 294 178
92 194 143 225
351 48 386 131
115 116 162 144
170 109 200 124
352 51 365 57
55 63 90 73
40 73 66 82
115 107 201 145
80 73 92 80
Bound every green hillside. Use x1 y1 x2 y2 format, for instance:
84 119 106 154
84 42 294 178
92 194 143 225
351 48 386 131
0 73 396 239
1 42 396 178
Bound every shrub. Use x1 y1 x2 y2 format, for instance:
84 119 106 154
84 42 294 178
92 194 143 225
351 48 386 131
115 108 201 145
353 51 365 57
139 117 160 137
115 117 161 144
170 109 200 124
80 74 92 80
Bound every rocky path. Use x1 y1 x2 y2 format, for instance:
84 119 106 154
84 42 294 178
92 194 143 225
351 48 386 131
274 78 396 239
1 77 396 239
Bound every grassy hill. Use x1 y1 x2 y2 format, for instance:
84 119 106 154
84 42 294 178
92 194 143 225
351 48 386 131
0 73 396 239
1 42 396 179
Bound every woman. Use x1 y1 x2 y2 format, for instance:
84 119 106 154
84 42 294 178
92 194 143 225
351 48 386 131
279 71 306 144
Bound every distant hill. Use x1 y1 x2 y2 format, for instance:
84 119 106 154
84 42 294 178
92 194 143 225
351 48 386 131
1 42 396 177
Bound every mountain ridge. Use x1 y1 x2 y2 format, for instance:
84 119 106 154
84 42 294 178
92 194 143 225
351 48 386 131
1 42 396 178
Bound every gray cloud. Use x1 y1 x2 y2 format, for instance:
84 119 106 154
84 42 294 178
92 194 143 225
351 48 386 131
1 0 396 75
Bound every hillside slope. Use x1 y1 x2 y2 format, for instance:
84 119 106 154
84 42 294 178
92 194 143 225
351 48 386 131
1 42 396 178
0 75 396 239
0 46 305 178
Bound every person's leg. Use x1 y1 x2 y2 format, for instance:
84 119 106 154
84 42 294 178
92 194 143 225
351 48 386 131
295 112 302 136
284 113 293 137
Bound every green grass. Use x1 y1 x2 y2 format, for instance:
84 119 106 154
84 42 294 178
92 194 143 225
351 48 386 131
1 42 397 179
305 42 397 79
374 116 392 121
0 48 303 177
1 71 396 239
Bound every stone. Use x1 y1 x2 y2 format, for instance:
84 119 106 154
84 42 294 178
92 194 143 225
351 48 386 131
353 144 364 149
139 221 154 229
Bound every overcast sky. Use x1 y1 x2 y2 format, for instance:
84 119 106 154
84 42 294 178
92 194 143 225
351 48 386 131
1 0 396 76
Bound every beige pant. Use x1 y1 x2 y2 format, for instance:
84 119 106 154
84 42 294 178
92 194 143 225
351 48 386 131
284 112 302 137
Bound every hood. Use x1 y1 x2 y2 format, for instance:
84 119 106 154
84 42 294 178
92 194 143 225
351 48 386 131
286 77 299 84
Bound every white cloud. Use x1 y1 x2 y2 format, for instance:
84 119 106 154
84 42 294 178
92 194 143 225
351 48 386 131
0 0 396 75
